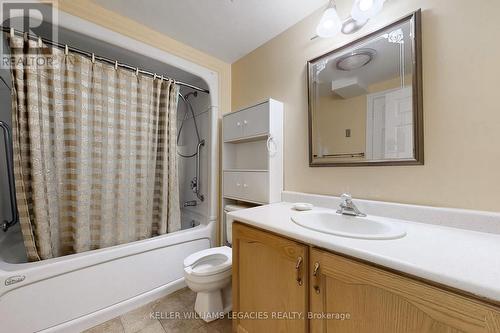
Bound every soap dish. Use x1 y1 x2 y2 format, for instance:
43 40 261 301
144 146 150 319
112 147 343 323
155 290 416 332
292 203 313 211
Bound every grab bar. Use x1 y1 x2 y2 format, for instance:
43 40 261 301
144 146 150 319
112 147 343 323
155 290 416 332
0 120 19 232
195 139 205 202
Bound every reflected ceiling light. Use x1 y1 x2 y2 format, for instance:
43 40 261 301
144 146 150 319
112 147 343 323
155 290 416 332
315 0 342 38
351 0 385 22
336 49 376 71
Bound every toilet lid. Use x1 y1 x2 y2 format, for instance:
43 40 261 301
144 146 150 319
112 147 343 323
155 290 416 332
184 246 232 277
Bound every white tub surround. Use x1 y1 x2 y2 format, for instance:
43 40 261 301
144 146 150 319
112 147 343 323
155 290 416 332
228 192 500 304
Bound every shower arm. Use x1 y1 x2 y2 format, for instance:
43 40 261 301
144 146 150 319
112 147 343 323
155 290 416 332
195 139 205 202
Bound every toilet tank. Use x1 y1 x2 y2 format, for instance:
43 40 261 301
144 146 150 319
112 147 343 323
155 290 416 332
224 204 252 245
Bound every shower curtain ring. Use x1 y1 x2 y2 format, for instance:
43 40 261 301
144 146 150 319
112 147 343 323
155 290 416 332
9 27 14 37
114 60 118 70
64 45 68 55
23 32 28 42
37 36 42 47
160 75 164 82
91 53 95 63
135 67 139 76
154 73 157 80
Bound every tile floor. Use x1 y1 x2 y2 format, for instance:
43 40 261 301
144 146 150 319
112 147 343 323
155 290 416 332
84 288 231 333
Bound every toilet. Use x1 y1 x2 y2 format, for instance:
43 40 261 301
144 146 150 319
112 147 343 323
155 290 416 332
183 204 250 321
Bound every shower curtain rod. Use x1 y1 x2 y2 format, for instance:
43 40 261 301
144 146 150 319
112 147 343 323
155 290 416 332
0 26 210 94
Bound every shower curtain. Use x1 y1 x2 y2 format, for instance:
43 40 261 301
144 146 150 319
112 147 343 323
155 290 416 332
9 34 181 261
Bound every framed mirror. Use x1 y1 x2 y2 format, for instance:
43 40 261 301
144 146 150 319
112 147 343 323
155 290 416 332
307 10 422 167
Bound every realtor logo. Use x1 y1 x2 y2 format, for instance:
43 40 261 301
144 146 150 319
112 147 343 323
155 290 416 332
0 0 58 67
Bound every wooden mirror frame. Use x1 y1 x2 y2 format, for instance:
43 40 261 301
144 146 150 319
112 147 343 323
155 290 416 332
307 10 423 167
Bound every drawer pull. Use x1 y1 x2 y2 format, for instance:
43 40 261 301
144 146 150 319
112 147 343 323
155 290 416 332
313 262 320 294
295 256 303 286
237 121 242 127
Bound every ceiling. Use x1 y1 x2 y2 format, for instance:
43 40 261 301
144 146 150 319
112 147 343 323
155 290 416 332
93 0 328 63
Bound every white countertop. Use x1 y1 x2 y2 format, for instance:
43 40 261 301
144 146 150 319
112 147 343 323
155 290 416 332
228 202 500 303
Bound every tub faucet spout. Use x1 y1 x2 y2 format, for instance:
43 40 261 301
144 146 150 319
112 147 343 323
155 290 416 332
183 200 197 207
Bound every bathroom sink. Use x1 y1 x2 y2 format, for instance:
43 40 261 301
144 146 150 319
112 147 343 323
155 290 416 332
291 210 406 240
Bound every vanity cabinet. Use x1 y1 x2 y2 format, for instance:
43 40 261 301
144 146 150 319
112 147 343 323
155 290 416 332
232 223 309 333
309 248 500 333
232 223 500 333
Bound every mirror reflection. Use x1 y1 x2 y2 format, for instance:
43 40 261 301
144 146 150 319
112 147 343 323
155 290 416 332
308 14 422 166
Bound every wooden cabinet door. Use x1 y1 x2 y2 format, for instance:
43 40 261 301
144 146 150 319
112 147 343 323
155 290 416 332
309 248 500 333
232 223 308 333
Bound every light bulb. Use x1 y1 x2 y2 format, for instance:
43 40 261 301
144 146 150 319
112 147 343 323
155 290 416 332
359 0 374 11
316 7 342 38
351 0 384 22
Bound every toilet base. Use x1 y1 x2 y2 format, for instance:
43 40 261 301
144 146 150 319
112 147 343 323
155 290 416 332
194 284 232 322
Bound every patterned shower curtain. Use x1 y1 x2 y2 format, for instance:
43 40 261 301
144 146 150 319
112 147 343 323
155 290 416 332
9 34 181 261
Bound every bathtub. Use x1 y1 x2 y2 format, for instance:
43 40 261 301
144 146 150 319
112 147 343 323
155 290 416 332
0 216 215 333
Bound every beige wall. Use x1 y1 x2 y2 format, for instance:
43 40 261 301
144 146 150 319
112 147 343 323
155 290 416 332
315 93 367 156
232 0 500 212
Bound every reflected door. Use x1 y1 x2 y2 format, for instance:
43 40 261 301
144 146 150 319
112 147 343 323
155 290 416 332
366 87 413 160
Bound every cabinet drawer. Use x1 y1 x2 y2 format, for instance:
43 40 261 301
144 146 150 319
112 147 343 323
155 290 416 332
223 171 268 203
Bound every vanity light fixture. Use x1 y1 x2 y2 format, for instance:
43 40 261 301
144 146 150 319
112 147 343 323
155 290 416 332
314 0 386 38
351 0 385 22
315 0 342 38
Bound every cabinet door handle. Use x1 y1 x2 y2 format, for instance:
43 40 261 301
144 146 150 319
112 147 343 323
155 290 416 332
295 256 303 286
243 120 248 125
313 262 320 294
236 121 241 127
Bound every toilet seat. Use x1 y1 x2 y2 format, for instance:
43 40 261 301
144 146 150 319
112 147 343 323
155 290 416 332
184 246 232 277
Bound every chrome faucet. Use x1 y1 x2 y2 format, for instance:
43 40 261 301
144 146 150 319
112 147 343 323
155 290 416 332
336 193 366 217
